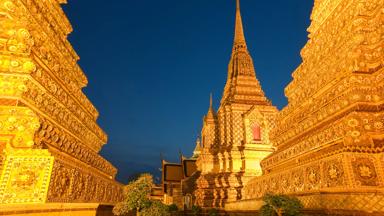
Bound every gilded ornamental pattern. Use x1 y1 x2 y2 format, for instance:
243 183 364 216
0 0 122 205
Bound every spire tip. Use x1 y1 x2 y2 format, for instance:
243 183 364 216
209 93 213 108
234 0 246 46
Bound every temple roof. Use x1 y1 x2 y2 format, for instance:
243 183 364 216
162 160 183 182
161 155 197 183
181 157 197 178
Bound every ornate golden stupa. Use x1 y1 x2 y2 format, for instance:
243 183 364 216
0 0 122 214
195 0 278 208
226 0 384 214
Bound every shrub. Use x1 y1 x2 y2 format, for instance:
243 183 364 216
208 208 219 216
141 200 170 216
168 204 179 212
259 193 303 216
191 205 202 216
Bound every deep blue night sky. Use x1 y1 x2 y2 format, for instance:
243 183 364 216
62 0 314 183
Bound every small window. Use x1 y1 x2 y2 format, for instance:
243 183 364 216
252 124 261 141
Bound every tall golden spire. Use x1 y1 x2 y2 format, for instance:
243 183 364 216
234 0 246 49
220 0 269 105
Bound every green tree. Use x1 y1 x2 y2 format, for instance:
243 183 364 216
113 173 154 216
259 194 303 216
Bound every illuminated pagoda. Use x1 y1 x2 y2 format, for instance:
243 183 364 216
194 0 278 208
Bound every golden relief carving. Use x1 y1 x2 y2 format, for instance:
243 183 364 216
0 149 53 204
23 79 106 152
306 165 321 190
0 106 40 149
35 118 117 177
46 160 122 204
323 159 345 187
0 0 98 118
308 0 344 35
0 0 122 206
351 157 378 186
273 73 384 149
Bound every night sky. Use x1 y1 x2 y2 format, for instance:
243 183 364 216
62 0 314 183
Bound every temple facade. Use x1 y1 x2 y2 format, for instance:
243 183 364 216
226 0 384 214
195 0 278 208
0 0 122 214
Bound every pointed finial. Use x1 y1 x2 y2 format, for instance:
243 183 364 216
234 0 246 46
209 93 213 108
205 93 216 120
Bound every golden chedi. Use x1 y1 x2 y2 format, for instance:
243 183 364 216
0 0 122 213
195 0 278 208
227 0 384 213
